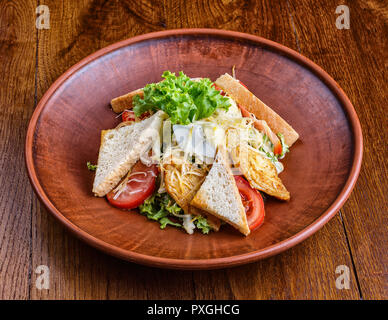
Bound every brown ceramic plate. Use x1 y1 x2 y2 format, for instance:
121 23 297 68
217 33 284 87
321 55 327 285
25 29 362 269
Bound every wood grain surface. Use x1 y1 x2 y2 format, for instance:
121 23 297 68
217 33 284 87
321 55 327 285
288 0 388 300
0 0 386 299
0 0 36 299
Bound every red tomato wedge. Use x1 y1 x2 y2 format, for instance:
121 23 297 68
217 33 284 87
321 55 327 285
107 161 158 209
122 110 152 122
234 175 265 230
122 110 136 122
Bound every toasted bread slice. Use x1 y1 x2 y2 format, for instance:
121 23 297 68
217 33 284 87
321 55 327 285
226 129 290 200
232 146 290 200
92 111 165 197
190 148 250 236
215 73 299 146
110 88 144 113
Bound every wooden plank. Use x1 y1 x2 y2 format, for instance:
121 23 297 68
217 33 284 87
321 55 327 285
0 0 37 299
287 0 387 299
31 0 361 299
32 0 195 300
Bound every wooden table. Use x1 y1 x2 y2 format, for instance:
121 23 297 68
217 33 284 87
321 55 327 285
0 0 386 300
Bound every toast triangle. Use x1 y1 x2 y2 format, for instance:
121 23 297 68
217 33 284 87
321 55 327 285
190 148 250 236
92 111 165 197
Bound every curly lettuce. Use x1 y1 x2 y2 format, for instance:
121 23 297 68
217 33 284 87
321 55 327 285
138 193 182 229
138 192 213 234
193 216 212 234
133 71 231 124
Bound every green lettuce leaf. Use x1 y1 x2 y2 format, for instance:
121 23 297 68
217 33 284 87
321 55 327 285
86 162 97 171
277 133 289 158
194 216 212 234
133 71 231 124
138 193 182 229
138 192 213 234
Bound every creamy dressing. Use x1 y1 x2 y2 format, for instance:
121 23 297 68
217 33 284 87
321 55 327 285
182 214 195 234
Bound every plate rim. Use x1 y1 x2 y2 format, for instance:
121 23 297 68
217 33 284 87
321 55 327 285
25 28 363 270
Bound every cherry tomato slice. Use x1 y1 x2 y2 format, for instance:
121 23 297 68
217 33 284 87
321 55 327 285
234 175 265 230
122 110 136 122
122 110 152 122
107 161 158 209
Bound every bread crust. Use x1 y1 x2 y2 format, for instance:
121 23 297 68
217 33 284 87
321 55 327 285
215 73 299 146
110 88 143 113
92 112 165 196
